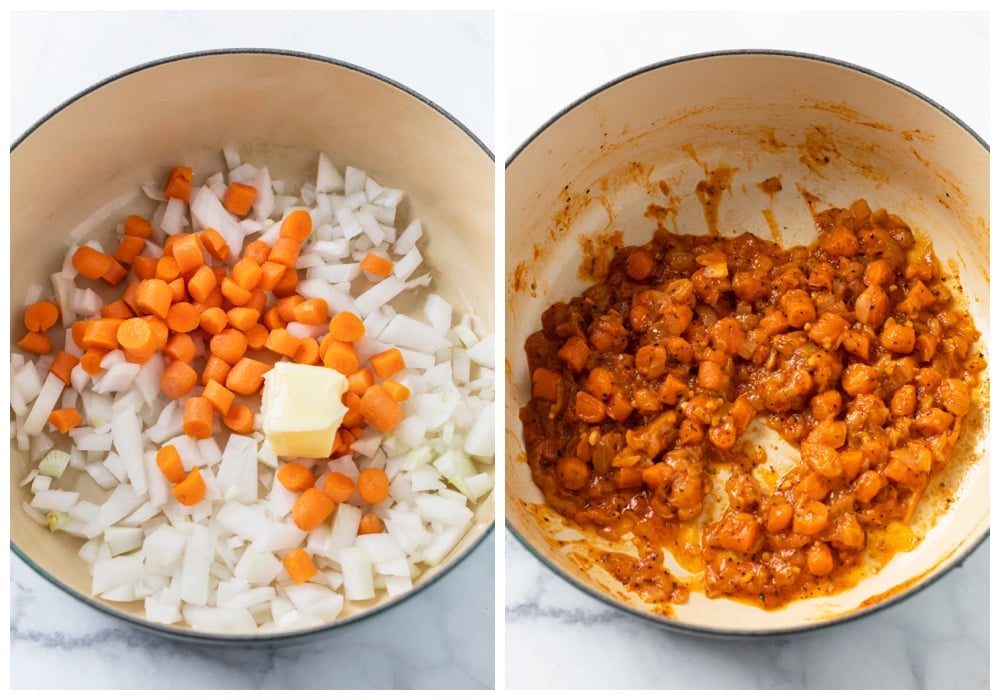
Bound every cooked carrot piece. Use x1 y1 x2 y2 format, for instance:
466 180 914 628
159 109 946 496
328 311 365 342
182 396 214 439
199 227 230 262
161 359 199 399
227 306 260 332
113 234 146 265
272 267 300 297
24 300 60 332
347 368 375 397
80 348 108 375
321 472 355 503
156 445 186 484
322 340 359 375
155 255 181 283
222 182 258 217
48 351 80 385
49 407 83 434
268 238 300 269
81 318 123 351
100 258 129 286
71 246 114 280
341 394 366 430
71 321 89 348
277 462 315 492
262 305 286 331
279 209 313 243
123 214 152 239
531 367 561 402
164 332 197 363
232 257 262 291
220 276 253 306
201 354 232 387
223 402 254 434
171 233 204 274
243 239 271 266
172 466 206 505
264 328 301 357
275 295 305 323
209 328 247 365
292 298 328 326
225 357 270 395
357 468 391 504
246 288 268 315
382 379 410 403
163 165 193 202
135 278 172 320
245 323 269 351
100 299 134 320
167 277 187 303
117 317 158 363
258 260 287 291
359 384 404 433
202 378 236 416
166 302 200 333
293 336 320 365
360 252 393 277
148 316 169 350
131 255 159 280
162 234 184 258
282 548 318 585
358 512 384 535
557 336 590 373
199 306 228 336
291 488 335 531
119 280 141 314
369 347 405 378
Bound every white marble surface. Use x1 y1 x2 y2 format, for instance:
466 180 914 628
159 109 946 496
10 10 495 690
504 11 989 690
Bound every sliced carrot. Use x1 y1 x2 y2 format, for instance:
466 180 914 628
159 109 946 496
202 378 236 416
275 295 305 323
227 306 260 332
382 379 410 403
328 311 365 342
242 239 270 266
201 354 232 387
264 328 301 357
155 255 181 283
49 407 83 434
293 336 320 365
322 340 359 375
200 227 230 262
80 348 108 375
245 323 269 351
100 299 134 320
357 468 391 504
292 298 328 326
223 402 254 434
282 547 318 585
268 238 300 269
369 347 405 378
279 209 312 243
164 333 196 363
124 214 152 239
48 351 80 385
164 165 193 202
223 182 258 217
360 252 393 277
199 306 228 336
148 316 169 350
117 317 158 363
171 233 204 274
166 302 200 333
81 318 123 351
113 234 146 265
24 300 60 332
258 260 287 291
225 357 270 395
347 368 375 397
262 305 286 331
162 234 184 258
135 278 172 320
272 267 300 297
101 258 128 286
156 445 186 484
321 472 355 503
71 321 89 349
71 246 114 280
185 265 215 304
246 288 268 315
358 512 384 535
161 359 198 399
232 257 262 291
173 466 206 505
220 276 253 306
120 280 142 314
131 255 159 280
359 384 404 433
277 462 315 492
209 328 247 365
182 396 214 439
167 277 187 304
291 488 335 531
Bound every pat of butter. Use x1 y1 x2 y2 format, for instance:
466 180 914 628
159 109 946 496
261 363 349 459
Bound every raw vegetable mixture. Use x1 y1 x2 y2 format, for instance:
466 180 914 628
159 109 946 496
12 150 495 633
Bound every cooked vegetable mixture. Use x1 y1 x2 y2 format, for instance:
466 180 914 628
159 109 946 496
521 200 985 608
